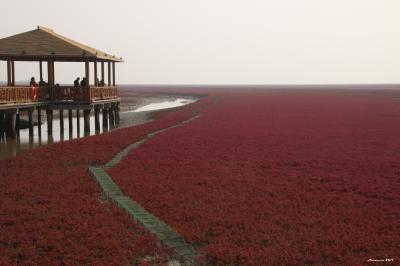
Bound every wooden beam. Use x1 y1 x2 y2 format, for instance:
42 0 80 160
112 62 115 86
28 110 34 137
47 60 54 100
0 113 5 140
8 112 17 139
16 113 20 136
76 109 80 137
101 62 105 84
6 60 11 86
109 105 115 128
51 61 55 85
37 109 42 136
46 109 53 135
107 62 111 86
83 109 90 136
94 108 100 132
11 61 15 86
85 60 90 88
94 61 98 86
47 60 52 85
68 109 73 136
59 109 64 136
39 61 43 82
102 106 108 130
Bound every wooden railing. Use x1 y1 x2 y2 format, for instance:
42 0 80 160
54 86 118 102
0 86 50 104
0 86 118 104
89 86 118 101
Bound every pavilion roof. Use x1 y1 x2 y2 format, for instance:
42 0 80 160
0 26 123 62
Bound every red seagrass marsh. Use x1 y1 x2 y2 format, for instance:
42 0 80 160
108 88 400 265
1 87 400 265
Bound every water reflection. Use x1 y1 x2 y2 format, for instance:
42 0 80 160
124 98 196 113
0 113 111 159
1 97 198 159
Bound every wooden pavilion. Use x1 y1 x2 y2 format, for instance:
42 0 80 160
0 26 122 138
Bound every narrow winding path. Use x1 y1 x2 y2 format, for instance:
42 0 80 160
89 114 201 264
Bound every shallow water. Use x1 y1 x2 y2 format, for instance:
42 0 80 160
124 98 196 113
0 97 197 159
0 114 110 159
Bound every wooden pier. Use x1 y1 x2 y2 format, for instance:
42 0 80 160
0 27 123 139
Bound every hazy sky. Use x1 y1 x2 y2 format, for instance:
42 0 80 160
1 0 399 84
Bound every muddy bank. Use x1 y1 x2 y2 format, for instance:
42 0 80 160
0 90 200 159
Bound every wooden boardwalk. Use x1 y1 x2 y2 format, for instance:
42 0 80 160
89 115 201 265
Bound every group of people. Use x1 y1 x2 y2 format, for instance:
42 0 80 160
29 77 47 87
28 76 106 100
74 77 105 87
30 76 106 88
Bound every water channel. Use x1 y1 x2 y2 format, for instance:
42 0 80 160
0 97 197 159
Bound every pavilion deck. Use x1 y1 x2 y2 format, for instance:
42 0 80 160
0 26 123 139
0 85 118 106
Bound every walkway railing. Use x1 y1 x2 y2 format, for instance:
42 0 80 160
54 86 118 102
0 86 118 104
0 86 49 104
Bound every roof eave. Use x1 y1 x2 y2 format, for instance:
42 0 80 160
0 54 124 62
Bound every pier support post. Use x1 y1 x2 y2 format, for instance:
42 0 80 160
76 109 80 136
0 113 4 140
114 105 120 125
16 113 20 136
83 109 91 136
37 109 42 136
46 109 53 135
102 106 109 130
28 110 34 137
68 109 73 136
109 105 115 128
94 107 100 132
59 109 64 137
7 113 17 139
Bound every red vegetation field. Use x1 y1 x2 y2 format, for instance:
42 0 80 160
108 89 400 265
0 97 211 265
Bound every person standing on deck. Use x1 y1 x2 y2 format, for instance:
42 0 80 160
29 77 37 87
74 77 80 87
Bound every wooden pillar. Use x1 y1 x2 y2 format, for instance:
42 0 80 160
6 60 11 86
116 107 119 125
101 62 105 83
46 109 53 135
85 60 90 88
85 60 90 101
76 109 80 136
112 62 115 86
39 61 43 82
68 109 73 135
28 110 34 137
94 61 98 86
15 113 20 136
51 61 55 85
47 60 52 85
48 60 54 99
114 105 119 125
8 113 17 139
102 106 109 130
37 109 42 136
59 109 64 136
94 107 100 132
83 109 91 135
107 62 111 86
109 105 115 128
11 61 15 86
0 113 5 140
